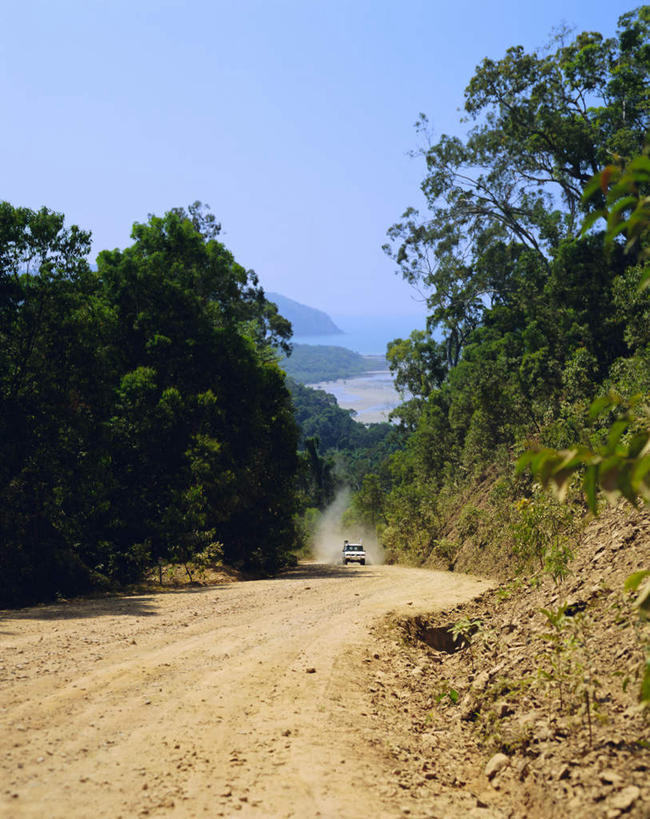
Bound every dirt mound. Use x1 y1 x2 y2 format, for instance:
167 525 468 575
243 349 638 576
361 503 650 817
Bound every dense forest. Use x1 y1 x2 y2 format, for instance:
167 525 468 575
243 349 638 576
0 204 304 605
352 6 650 569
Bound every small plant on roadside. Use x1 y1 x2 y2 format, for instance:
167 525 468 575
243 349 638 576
471 675 535 753
449 616 482 644
496 577 525 602
450 619 496 688
536 604 606 744
538 603 576 714
433 680 460 707
543 539 574 584
449 617 489 669
192 541 225 579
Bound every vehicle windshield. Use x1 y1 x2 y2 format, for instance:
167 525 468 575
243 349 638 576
344 544 362 551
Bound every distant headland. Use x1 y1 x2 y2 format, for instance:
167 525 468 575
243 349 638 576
268 292 342 336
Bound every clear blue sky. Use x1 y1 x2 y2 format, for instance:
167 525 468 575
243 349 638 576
0 0 636 317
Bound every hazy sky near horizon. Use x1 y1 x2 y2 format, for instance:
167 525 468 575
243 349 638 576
1 0 635 317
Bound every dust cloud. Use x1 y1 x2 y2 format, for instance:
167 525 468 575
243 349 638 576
311 489 384 565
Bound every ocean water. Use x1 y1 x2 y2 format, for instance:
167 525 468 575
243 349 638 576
292 313 426 356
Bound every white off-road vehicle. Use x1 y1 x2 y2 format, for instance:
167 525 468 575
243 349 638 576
342 540 366 565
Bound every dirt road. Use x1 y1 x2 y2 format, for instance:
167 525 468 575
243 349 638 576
1 563 490 818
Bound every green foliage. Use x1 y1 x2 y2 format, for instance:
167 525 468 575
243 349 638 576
511 493 575 579
457 504 482 540
520 128 650 515
386 330 447 399
434 681 460 706
297 436 338 510
0 202 302 605
519 391 650 514
351 473 387 527
434 538 460 570
287 377 360 450
385 10 650 371
537 605 604 742
449 617 485 659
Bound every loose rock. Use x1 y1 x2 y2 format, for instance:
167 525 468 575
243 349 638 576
609 785 640 812
485 753 509 780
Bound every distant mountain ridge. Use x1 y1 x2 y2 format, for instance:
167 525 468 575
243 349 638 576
268 292 342 336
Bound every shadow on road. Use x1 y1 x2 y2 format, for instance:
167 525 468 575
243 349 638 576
0 583 241 622
276 562 383 581
0 564 384 622
0 595 160 622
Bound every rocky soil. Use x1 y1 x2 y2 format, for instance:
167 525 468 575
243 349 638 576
359 504 650 818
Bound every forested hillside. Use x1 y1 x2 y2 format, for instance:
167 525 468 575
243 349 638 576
280 343 381 383
353 7 650 570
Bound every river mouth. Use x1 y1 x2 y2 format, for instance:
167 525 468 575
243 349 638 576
308 370 402 423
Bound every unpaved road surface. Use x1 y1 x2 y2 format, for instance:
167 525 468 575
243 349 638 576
1 564 490 818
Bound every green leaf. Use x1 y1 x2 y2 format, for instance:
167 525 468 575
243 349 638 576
604 221 629 244
624 570 650 592
516 450 537 473
608 195 637 219
599 455 622 494
628 433 650 459
627 156 650 174
632 452 650 484
582 172 607 201
589 394 615 421
634 579 650 615
580 208 606 235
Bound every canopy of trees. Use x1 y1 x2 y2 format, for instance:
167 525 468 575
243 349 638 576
0 203 299 606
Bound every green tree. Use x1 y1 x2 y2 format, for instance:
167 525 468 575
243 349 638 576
376 9 650 567
0 203 116 604
384 8 650 368
97 205 300 574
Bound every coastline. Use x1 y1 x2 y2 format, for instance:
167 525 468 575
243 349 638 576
309 368 402 424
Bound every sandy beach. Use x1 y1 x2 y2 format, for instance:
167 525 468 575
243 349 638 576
310 370 402 423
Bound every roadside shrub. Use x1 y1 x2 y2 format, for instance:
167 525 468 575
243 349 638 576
435 538 460 570
511 492 576 578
